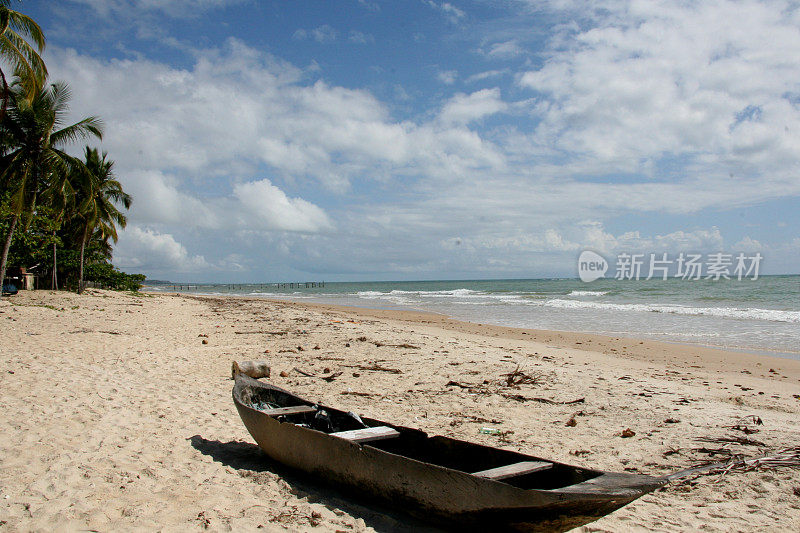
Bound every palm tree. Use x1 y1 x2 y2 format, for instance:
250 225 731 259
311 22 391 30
0 0 47 121
75 147 130 293
0 81 103 296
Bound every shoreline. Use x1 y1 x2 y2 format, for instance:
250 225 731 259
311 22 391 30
144 286 800 362
281 301 800 363
2 289 799 531
185 293 800 383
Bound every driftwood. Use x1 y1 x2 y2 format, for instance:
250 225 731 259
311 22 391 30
445 380 584 405
449 412 503 425
446 380 474 389
321 371 344 382
503 393 585 405
348 364 403 374
232 360 271 379
666 446 800 483
373 342 420 349
696 435 767 447
234 330 287 335
723 415 763 434
500 366 543 387
530 397 585 405
293 367 344 382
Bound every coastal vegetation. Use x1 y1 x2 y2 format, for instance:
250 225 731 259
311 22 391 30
0 0 142 294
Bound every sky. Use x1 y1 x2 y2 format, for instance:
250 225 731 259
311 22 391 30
14 0 800 282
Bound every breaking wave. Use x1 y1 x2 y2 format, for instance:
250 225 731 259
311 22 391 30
543 299 800 323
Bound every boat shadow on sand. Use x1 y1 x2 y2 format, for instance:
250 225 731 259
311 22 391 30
188 435 443 532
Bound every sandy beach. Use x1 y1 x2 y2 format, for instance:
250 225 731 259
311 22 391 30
1 289 799 532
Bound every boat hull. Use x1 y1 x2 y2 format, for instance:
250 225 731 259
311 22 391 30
233 374 664 531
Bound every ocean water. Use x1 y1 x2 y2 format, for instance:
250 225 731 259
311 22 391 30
147 276 800 357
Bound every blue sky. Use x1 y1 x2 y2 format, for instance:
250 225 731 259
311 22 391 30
17 0 800 281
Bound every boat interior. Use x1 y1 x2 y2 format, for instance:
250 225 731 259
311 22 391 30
237 380 604 491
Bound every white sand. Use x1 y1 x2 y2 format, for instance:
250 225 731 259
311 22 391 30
1 290 799 531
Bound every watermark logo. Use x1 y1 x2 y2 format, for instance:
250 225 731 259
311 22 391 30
578 251 763 282
578 250 608 282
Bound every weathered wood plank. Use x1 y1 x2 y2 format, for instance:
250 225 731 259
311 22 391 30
330 426 400 443
472 461 553 480
262 405 317 416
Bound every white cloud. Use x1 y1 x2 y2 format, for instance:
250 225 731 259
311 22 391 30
466 70 507 83
484 40 523 58
293 25 339 43
437 70 458 85
734 236 764 252
544 229 580 251
50 40 507 195
570 223 727 255
439 88 507 125
579 221 619 254
68 0 245 17
424 1 466 24
425 222 741 276
348 31 375 44
653 228 725 252
122 171 332 234
291 29 309 41
442 231 577 253
357 0 380 12
232 179 333 233
114 226 210 272
518 0 800 172
123 171 219 227
443 223 727 258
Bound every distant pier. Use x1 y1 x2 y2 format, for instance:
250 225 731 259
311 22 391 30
167 281 325 291
276 282 325 289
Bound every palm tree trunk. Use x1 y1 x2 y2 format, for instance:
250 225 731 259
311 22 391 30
51 229 58 290
0 67 8 125
78 223 89 294
0 215 19 298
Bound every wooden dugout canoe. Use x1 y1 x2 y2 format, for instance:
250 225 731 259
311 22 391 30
232 373 666 532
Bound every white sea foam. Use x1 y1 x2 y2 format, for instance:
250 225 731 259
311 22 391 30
388 289 482 297
355 289 529 306
567 290 608 296
356 291 386 297
543 299 800 323
358 288 483 298
354 291 417 306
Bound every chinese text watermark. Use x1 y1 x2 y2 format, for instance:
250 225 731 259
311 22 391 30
578 251 762 282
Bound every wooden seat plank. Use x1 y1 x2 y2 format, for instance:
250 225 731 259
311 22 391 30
262 405 317 416
472 461 553 480
329 426 400 443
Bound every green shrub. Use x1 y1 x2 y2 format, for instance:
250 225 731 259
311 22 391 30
84 262 146 292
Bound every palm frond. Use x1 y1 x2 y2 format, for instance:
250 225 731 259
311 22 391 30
106 185 132 209
39 148 76 178
0 3 46 108
0 32 46 98
49 116 104 146
6 8 46 52
4 32 46 75
48 81 72 118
